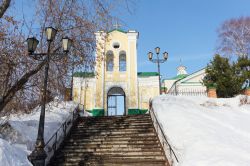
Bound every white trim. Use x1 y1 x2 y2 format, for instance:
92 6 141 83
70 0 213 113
179 69 206 83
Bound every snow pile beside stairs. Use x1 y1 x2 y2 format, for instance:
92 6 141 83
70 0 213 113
0 101 80 165
153 95 250 166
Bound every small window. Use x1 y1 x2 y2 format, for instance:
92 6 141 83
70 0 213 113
113 42 120 49
119 51 126 71
106 50 114 71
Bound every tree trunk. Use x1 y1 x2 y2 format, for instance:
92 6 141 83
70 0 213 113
0 0 11 18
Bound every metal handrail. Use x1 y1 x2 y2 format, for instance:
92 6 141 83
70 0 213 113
149 100 179 165
44 105 79 165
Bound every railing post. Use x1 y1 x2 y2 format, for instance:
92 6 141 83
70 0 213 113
42 105 80 165
149 106 179 164
54 132 57 151
63 122 66 138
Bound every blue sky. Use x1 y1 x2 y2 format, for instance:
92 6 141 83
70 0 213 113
120 0 250 78
12 0 250 78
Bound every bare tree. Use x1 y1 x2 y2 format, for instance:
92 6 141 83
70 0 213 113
217 17 250 59
0 0 136 114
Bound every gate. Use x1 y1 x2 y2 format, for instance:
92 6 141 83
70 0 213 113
107 87 126 116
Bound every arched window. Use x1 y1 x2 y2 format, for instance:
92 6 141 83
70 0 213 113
119 51 126 71
106 50 114 71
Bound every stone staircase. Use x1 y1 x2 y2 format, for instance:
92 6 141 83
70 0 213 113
49 114 169 166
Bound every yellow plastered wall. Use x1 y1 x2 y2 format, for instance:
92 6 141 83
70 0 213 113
95 30 139 113
81 87 94 111
72 77 96 111
73 30 162 113
73 88 79 102
95 33 104 108
129 42 138 108
137 76 159 110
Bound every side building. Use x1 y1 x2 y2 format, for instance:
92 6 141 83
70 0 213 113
163 65 207 96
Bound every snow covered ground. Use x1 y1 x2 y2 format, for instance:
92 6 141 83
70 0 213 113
153 95 250 166
0 101 80 166
1 95 250 166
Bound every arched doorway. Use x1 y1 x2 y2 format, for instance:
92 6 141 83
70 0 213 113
107 87 126 116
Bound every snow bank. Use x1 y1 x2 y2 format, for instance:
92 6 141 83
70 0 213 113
153 95 250 166
0 101 80 165
0 139 31 166
8 101 78 149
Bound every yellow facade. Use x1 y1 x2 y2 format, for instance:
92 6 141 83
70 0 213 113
73 29 160 115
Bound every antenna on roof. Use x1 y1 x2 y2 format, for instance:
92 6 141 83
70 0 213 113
113 19 121 30
179 58 182 66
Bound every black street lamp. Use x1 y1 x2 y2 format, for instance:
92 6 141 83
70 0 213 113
148 47 168 95
27 27 72 166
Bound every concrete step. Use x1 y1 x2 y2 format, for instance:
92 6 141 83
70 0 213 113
65 134 157 141
52 162 167 166
55 162 167 166
75 125 153 130
78 119 152 124
63 143 161 149
79 117 151 122
56 152 165 159
70 132 156 137
66 136 158 142
48 114 169 166
70 130 154 135
56 153 165 161
72 127 155 132
62 147 163 152
76 123 153 127
70 129 154 134
78 118 152 122
50 158 167 166
68 135 156 141
77 122 152 126
64 140 159 145
78 115 150 120
74 125 154 130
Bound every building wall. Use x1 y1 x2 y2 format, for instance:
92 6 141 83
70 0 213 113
94 30 139 114
167 69 207 95
138 76 159 110
163 79 176 92
73 77 96 111
73 30 161 114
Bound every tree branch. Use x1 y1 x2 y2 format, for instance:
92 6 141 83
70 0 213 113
0 59 47 112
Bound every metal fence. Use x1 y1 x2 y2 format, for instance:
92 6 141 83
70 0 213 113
44 106 79 165
149 100 179 166
168 89 207 96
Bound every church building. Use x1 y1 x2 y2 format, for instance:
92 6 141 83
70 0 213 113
73 29 159 116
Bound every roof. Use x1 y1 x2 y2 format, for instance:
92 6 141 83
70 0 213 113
137 72 159 77
74 71 159 78
171 74 188 80
163 67 206 81
163 74 188 81
73 72 95 78
108 29 127 34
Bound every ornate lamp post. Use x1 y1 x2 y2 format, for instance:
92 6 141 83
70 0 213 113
27 27 72 166
148 47 168 95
